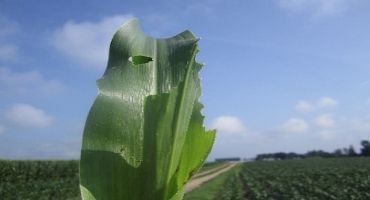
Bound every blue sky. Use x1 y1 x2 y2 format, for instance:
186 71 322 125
1 0 370 160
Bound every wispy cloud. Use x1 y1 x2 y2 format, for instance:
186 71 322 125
295 100 316 112
318 130 336 140
314 113 335 128
5 103 54 128
0 67 64 96
295 96 337 113
0 16 20 61
0 44 18 61
348 118 370 133
281 118 309 133
277 0 360 18
51 15 133 68
318 97 337 107
0 17 19 37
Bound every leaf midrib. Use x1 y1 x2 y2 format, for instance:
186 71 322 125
163 40 198 198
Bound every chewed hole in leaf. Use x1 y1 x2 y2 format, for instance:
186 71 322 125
128 55 153 65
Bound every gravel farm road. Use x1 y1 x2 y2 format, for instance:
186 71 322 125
184 163 238 193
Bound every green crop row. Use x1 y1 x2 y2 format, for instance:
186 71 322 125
216 166 244 200
240 157 370 200
0 160 80 200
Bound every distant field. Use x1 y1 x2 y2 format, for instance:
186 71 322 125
185 157 370 200
240 158 370 200
1 158 369 199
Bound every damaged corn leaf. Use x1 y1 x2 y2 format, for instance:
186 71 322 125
80 19 215 200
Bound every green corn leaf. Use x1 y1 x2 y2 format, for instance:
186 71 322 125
80 19 216 200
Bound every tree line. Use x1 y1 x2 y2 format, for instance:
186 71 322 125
255 140 370 161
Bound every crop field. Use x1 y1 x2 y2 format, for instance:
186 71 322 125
186 157 370 200
240 158 370 200
1 158 369 199
0 160 224 200
0 160 80 200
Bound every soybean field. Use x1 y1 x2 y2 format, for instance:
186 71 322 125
240 158 370 200
186 157 370 200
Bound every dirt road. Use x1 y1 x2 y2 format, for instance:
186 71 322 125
184 163 238 193
192 163 230 178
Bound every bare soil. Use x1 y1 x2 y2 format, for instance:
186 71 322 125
184 163 238 193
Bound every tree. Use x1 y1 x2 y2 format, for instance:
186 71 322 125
360 140 370 156
342 148 349 156
348 145 357 157
334 149 343 157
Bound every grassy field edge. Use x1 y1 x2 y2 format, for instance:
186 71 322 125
184 163 242 200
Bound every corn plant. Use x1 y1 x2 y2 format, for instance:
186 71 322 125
80 19 216 200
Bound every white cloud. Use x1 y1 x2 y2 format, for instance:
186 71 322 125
211 116 247 134
0 17 20 61
282 118 308 133
277 0 359 17
5 104 53 128
318 97 337 107
51 15 133 68
209 113 369 159
314 113 335 128
295 96 337 112
0 67 64 96
295 100 315 112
